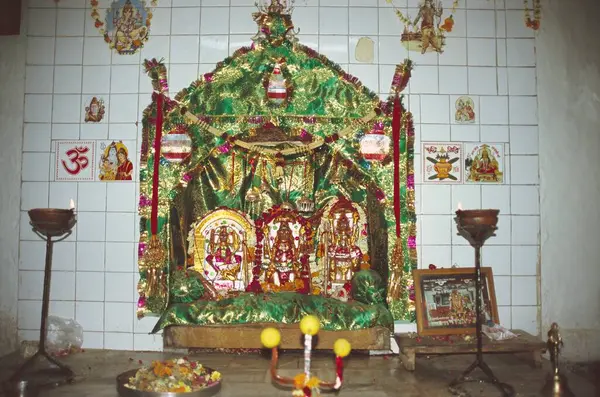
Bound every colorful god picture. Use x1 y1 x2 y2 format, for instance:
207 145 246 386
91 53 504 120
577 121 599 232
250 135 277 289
98 141 133 181
413 268 499 335
399 0 447 54
422 143 462 183
464 143 504 183
455 96 475 124
84 97 105 123
91 0 155 55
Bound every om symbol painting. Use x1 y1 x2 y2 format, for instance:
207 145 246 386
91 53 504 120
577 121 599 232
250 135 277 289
465 143 504 184
90 0 156 55
56 141 96 181
98 140 135 181
422 143 462 183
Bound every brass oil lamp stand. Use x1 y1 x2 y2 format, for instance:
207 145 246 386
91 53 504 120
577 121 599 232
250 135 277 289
448 209 515 397
9 209 77 387
542 323 575 397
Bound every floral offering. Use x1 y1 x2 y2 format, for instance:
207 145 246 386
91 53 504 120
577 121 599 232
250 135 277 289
125 358 221 393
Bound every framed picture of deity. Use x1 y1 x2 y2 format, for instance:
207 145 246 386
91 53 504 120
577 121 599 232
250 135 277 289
413 267 499 336
422 142 462 183
464 143 504 184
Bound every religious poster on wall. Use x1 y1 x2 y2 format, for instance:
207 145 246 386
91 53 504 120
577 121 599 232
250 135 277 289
55 141 96 181
422 143 462 183
389 0 457 54
84 96 106 123
464 143 504 184
455 96 475 124
90 0 157 55
98 140 135 181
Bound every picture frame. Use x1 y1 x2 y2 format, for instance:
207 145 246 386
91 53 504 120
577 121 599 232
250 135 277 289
413 267 499 336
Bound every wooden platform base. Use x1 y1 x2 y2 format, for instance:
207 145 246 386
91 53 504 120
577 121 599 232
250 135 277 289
164 325 391 350
394 329 546 371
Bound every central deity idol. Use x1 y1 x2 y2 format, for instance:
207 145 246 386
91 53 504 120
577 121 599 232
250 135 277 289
265 222 301 287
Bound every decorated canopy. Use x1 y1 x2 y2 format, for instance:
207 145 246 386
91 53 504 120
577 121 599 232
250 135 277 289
137 0 417 330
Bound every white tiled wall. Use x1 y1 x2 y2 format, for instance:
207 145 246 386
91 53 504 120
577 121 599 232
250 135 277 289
19 0 540 349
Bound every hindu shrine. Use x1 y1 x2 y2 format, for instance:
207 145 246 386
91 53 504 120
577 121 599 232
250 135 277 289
136 0 416 348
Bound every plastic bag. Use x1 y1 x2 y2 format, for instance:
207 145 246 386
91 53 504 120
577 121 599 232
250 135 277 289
482 322 519 341
46 315 84 356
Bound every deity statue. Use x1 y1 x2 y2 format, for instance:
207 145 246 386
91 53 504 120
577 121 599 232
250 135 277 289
467 145 502 182
265 222 301 287
547 322 563 375
113 0 148 53
327 209 362 285
206 226 243 282
84 97 105 123
413 0 444 54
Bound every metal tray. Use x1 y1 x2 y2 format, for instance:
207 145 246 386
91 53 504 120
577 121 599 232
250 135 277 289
116 369 222 397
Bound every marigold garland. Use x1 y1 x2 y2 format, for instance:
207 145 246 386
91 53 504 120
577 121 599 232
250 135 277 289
524 0 541 30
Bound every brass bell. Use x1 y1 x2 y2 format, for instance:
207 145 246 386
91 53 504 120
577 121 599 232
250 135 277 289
245 188 261 203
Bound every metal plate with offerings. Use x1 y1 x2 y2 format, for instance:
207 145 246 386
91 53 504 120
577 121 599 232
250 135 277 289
116 358 222 397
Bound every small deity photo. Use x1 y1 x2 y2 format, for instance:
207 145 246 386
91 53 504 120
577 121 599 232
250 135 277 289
455 96 476 124
96 0 153 55
84 96 106 123
413 267 499 336
56 141 96 181
464 143 504 184
422 143 462 183
98 140 134 181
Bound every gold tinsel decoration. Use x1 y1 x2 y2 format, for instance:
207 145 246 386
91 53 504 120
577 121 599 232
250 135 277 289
386 237 405 304
142 235 168 298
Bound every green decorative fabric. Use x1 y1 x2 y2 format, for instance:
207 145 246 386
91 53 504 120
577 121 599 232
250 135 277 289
152 292 393 333
351 270 386 306
137 7 417 325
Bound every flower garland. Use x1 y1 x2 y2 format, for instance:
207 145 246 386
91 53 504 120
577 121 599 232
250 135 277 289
524 0 541 30
90 0 158 54
387 0 459 33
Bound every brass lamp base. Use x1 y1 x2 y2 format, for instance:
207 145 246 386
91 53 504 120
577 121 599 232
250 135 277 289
542 374 575 397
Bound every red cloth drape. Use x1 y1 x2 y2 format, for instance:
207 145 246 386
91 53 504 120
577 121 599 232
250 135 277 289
151 94 163 235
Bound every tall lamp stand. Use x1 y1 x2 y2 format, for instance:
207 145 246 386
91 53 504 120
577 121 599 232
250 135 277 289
9 209 77 387
448 209 514 397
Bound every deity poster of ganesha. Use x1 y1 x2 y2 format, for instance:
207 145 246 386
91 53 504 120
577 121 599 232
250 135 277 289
91 0 154 55
422 143 462 183
464 143 504 184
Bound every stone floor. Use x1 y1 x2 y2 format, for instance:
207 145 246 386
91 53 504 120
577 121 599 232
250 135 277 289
0 349 597 397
